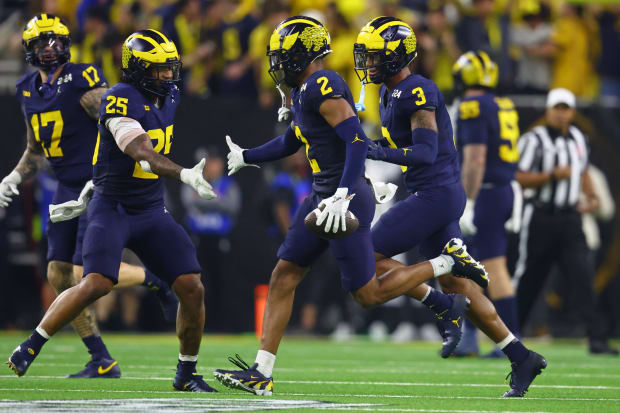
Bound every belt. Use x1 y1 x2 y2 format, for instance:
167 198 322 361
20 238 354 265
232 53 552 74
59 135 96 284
531 200 577 214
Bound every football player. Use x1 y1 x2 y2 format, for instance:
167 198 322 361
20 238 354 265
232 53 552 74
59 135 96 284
1 14 177 378
7 29 218 392
213 16 486 396
354 17 545 397
452 51 521 358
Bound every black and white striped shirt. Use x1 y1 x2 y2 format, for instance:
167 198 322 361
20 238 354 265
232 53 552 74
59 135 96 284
517 125 589 210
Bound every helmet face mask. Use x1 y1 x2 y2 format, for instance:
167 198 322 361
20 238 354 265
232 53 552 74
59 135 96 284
22 14 71 72
354 17 417 85
122 29 181 98
266 16 332 89
354 45 400 84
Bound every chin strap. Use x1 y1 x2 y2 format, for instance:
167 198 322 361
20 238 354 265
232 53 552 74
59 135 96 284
355 82 366 112
38 65 57 99
275 84 291 122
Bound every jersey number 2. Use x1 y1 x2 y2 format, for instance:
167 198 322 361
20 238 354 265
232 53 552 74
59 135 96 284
132 126 174 179
31 111 64 158
317 77 333 96
295 126 321 173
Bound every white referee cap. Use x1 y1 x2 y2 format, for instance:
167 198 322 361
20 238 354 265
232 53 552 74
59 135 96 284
546 88 576 108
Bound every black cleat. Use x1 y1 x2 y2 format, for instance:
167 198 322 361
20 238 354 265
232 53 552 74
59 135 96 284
589 340 619 356
214 354 274 396
174 372 218 392
443 238 489 288
155 286 179 322
7 345 36 377
502 350 547 397
67 358 121 378
436 294 469 358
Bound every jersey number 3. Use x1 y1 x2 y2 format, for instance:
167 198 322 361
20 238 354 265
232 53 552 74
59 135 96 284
31 111 64 158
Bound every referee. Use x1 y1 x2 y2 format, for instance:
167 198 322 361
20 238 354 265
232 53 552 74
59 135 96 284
514 88 618 355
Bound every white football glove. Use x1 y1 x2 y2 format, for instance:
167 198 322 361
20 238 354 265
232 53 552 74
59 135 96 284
180 158 217 200
315 187 355 234
277 106 291 122
49 180 95 222
365 175 398 204
0 171 21 208
459 199 477 236
226 135 259 176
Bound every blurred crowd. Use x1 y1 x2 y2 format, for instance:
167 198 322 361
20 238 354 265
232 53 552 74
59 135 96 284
1 0 620 118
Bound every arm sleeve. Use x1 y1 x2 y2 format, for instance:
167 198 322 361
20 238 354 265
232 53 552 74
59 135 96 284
457 100 488 145
243 125 302 164
105 117 146 152
377 128 438 167
333 116 368 189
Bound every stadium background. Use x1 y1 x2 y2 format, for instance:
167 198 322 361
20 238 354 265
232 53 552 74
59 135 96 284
0 0 618 341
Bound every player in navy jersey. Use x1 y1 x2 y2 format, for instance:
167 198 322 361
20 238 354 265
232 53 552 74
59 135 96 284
2 14 178 379
354 17 546 397
213 16 486 396
7 29 218 392
452 51 522 359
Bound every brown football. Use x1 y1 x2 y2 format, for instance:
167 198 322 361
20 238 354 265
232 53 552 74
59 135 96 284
304 204 359 240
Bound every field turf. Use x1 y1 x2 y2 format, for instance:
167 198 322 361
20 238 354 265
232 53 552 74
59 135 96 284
0 332 618 412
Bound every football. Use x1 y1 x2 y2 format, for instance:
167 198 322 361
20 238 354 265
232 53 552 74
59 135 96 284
304 204 359 240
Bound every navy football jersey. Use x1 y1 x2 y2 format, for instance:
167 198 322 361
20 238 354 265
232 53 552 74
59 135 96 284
378 74 460 193
15 62 107 188
456 93 519 185
94 82 180 210
290 69 361 195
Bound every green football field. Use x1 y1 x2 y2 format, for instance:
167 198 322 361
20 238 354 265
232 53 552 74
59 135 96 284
0 332 618 412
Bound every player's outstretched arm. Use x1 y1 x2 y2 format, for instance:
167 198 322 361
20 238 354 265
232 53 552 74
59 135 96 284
111 117 216 200
367 109 439 167
227 128 301 175
79 87 108 120
0 118 46 207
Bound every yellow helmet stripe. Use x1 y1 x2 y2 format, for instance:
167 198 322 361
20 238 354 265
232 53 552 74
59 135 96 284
375 20 413 34
277 18 321 31
477 50 493 74
464 51 484 81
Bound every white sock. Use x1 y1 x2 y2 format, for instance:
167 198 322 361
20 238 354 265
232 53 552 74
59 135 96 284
420 286 432 302
429 255 454 277
35 326 50 340
255 349 276 378
497 333 516 349
178 354 198 362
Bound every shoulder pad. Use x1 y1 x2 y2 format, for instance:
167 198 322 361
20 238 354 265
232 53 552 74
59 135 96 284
301 70 349 107
459 99 481 120
72 63 108 90
100 83 146 121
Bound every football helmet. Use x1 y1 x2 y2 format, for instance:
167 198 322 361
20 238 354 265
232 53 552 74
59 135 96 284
354 16 417 84
267 16 332 88
452 50 498 96
121 29 181 97
22 14 71 72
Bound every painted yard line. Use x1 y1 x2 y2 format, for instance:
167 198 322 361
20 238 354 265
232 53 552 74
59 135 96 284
282 392 620 403
1 376 620 391
27 354 615 369
1 389 620 404
322 409 551 413
25 363 620 379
